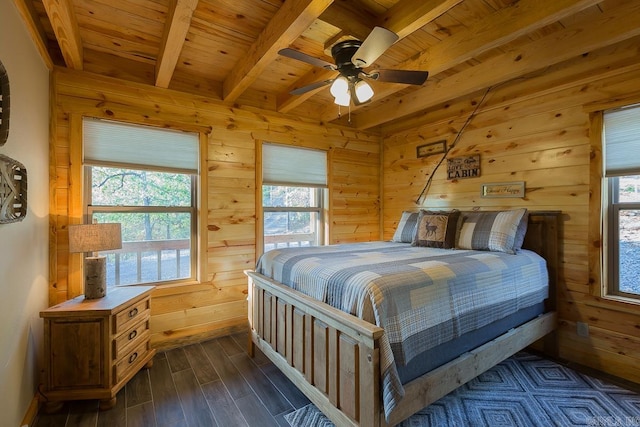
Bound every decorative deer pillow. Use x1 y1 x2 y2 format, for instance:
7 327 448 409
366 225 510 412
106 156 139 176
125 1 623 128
412 209 460 249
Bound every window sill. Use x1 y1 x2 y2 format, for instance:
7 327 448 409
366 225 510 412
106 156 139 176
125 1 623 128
587 293 640 315
112 279 202 291
602 293 640 306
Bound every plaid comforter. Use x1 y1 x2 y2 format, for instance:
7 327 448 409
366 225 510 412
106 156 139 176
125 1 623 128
256 242 548 419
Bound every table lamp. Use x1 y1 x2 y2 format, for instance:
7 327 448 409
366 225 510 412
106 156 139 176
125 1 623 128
68 223 122 299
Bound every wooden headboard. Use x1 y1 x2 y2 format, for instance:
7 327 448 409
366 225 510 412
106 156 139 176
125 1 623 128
522 211 561 313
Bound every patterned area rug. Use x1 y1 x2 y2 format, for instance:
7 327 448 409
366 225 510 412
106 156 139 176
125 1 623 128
285 352 640 427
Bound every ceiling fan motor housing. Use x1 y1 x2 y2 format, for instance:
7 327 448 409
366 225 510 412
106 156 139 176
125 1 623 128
331 40 363 78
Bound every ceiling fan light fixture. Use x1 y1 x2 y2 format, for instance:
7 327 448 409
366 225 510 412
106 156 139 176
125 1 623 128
279 27 429 104
334 91 351 106
354 80 374 103
330 76 349 98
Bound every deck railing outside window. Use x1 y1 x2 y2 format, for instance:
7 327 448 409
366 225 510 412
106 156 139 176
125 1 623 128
102 239 190 286
264 232 316 252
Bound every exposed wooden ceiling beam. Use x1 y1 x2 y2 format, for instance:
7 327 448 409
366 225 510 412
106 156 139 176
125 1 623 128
320 0 603 123
278 0 460 114
155 0 199 88
380 0 462 39
354 0 640 129
42 0 83 70
397 0 604 78
12 0 54 69
222 0 334 104
319 2 377 48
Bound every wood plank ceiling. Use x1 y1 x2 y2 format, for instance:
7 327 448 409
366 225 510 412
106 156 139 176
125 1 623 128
14 0 639 130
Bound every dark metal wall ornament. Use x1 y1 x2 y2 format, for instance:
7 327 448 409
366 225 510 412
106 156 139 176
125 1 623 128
0 154 27 223
0 60 9 146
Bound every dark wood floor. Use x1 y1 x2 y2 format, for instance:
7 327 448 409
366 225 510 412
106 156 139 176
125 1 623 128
33 332 310 427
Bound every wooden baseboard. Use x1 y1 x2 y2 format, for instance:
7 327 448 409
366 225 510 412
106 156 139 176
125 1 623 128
151 321 249 352
21 394 40 427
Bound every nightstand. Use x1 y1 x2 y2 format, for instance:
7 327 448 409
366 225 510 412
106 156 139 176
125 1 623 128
40 286 156 412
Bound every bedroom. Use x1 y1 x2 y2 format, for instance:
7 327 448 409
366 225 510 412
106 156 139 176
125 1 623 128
1 0 640 425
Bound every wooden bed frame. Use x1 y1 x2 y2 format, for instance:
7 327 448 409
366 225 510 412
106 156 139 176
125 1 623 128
246 211 560 426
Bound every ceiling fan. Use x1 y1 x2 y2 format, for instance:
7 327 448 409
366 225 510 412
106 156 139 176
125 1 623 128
279 27 429 107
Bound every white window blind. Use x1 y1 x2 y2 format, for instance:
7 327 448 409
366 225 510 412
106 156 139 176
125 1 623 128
604 105 640 177
83 118 199 173
262 143 327 187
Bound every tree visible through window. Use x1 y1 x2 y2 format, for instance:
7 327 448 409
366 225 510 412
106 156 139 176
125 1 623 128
89 166 195 286
263 185 322 252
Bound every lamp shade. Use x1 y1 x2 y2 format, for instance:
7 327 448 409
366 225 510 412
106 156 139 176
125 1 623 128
329 76 349 98
354 80 374 103
68 223 122 253
334 91 351 106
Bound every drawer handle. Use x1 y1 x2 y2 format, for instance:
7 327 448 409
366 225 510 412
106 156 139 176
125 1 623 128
128 330 137 340
128 308 138 318
129 352 138 364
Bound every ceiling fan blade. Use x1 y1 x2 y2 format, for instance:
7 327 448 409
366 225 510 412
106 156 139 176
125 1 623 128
371 69 429 85
278 48 336 70
351 27 399 68
290 79 334 95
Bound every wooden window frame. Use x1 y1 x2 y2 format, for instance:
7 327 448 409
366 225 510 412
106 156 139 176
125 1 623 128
256 141 328 259
72 116 206 291
262 186 326 253
606 177 640 299
589 107 640 305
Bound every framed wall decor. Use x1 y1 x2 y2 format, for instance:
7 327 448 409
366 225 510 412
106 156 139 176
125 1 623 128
0 154 28 223
0 60 9 146
481 181 526 198
416 140 446 158
447 155 480 180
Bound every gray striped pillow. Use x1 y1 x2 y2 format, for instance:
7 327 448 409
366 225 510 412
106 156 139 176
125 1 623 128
392 211 418 243
456 208 528 254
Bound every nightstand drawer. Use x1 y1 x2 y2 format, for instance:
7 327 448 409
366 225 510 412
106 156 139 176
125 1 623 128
114 319 150 360
115 341 150 383
115 298 150 334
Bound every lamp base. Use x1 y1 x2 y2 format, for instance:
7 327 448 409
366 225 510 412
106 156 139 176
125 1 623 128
84 256 107 299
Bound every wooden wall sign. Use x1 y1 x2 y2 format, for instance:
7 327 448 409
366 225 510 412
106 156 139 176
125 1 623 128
0 154 27 223
447 155 480 180
416 140 446 158
481 181 526 198
0 60 9 146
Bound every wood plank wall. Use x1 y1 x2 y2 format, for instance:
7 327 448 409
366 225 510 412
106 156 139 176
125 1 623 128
49 33 640 385
381 35 640 384
50 67 380 349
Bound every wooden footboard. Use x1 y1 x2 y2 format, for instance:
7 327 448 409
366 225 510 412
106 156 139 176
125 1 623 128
246 211 560 426
247 271 384 426
247 270 556 426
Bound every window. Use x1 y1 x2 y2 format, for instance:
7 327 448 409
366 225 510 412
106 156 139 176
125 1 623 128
603 105 640 298
262 143 327 252
83 118 199 287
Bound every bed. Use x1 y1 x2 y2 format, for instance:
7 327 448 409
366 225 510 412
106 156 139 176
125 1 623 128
245 210 559 426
